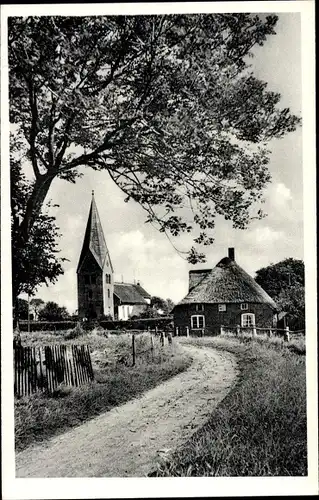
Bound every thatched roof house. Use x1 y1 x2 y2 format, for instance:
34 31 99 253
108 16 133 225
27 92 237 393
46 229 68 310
173 248 278 336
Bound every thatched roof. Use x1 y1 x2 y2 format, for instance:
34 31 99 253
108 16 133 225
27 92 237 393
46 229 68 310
114 283 149 305
134 283 151 299
177 257 277 309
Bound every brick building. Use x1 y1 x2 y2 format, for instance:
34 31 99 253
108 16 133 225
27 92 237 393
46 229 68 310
77 193 151 319
173 248 278 336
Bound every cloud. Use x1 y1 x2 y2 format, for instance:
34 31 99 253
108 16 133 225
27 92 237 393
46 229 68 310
265 182 293 211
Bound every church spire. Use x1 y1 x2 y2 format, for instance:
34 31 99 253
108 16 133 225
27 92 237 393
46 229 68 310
77 193 113 272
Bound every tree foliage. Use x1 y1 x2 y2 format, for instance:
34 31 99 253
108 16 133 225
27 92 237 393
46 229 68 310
9 14 300 267
38 301 69 321
255 258 305 327
151 296 175 315
17 298 29 320
255 258 304 299
29 297 45 320
11 136 66 302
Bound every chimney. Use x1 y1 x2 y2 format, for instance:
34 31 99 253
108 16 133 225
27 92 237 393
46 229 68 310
228 247 235 261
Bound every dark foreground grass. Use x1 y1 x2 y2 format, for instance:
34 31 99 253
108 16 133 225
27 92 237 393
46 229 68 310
15 333 192 452
151 336 307 477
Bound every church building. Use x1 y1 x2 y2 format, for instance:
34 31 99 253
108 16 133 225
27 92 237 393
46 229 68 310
77 192 151 320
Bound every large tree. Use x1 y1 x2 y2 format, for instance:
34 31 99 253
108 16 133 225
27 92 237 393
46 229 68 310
9 15 300 278
38 301 69 321
255 258 304 299
11 137 66 311
255 258 305 328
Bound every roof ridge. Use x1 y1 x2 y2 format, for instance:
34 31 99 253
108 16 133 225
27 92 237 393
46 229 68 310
178 255 277 309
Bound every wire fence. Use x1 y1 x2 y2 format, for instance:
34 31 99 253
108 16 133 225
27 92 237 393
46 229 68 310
131 331 173 366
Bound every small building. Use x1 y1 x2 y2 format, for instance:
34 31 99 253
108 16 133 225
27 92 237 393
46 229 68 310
114 282 151 320
173 248 278 336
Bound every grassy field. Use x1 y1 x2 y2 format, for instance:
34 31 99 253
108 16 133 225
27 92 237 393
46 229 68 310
15 330 192 452
151 334 307 477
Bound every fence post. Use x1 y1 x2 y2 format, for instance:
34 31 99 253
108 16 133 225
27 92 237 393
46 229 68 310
284 326 290 342
186 326 189 337
175 326 179 336
132 334 136 366
268 328 272 338
236 324 240 336
253 325 257 337
220 325 224 336
151 333 154 360
160 331 164 347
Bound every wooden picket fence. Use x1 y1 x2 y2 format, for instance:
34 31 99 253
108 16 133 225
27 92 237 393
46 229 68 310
14 344 94 397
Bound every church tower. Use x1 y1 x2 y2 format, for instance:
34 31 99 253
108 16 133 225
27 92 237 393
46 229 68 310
77 192 114 319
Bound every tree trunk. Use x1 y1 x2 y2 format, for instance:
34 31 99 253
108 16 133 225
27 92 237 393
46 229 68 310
18 174 54 246
12 174 54 326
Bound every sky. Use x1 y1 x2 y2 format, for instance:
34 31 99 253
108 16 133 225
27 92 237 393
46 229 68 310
22 13 303 313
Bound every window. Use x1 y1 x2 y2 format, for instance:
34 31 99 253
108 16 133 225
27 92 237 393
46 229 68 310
218 304 226 312
240 303 248 310
241 313 255 327
84 275 90 285
91 275 96 285
191 315 205 329
107 289 110 298
196 304 204 312
105 274 111 284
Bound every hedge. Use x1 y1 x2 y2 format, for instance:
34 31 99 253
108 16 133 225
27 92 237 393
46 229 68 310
17 316 173 333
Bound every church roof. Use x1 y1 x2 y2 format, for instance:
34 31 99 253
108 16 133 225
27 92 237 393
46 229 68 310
176 256 277 309
77 193 113 272
114 283 149 304
134 283 151 299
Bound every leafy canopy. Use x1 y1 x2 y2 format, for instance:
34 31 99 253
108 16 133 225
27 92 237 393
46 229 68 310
9 14 300 263
255 258 304 299
38 301 69 321
255 258 305 328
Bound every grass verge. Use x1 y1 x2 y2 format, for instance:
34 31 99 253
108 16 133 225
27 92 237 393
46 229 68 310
151 336 307 477
15 332 192 452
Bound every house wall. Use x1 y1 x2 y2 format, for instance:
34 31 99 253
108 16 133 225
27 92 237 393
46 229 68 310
174 302 276 336
102 258 114 319
115 304 149 320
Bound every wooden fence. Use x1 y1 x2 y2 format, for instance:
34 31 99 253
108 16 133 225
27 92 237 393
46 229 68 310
14 343 94 397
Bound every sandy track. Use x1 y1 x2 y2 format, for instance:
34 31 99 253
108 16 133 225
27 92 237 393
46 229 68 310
16 344 238 478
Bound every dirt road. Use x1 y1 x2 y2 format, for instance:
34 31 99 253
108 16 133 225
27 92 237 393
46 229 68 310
16 344 238 478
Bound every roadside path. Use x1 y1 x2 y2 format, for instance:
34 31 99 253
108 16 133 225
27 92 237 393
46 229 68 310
16 344 238 478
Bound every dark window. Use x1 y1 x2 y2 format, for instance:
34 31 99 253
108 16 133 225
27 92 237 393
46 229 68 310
196 304 204 312
84 275 90 285
107 289 110 298
91 275 96 285
105 274 111 284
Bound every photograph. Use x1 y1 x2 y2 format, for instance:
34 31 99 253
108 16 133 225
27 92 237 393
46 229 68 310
1 1 317 498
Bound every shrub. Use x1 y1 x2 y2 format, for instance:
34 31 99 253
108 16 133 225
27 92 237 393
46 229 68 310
64 323 85 340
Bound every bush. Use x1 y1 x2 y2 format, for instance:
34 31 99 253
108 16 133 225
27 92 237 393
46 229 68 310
18 320 77 332
64 323 85 340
